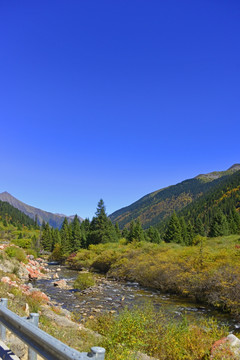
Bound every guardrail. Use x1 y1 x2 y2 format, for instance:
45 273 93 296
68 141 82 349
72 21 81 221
0 298 105 360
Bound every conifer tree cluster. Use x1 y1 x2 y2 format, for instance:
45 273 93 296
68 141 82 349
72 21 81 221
163 206 240 244
40 199 162 257
40 200 120 257
39 194 240 256
0 200 36 228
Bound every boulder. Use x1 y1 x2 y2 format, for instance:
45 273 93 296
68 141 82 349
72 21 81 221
211 334 240 359
53 280 68 289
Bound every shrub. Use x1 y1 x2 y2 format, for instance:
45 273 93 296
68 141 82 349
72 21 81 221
87 305 228 360
73 272 95 290
5 246 27 263
26 249 38 258
67 250 97 270
12 238 32 249
49 243 63 262
91 250 118 273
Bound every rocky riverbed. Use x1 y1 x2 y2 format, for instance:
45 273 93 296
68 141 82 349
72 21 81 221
35 264 240 331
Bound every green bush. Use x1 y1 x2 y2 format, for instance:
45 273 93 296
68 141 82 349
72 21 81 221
91 250 118 273
12 238 32 249
49 243 63 262
87 305 229 360
26 249 38 258
73 272 95 290
67 250 98 270
5 246 27 263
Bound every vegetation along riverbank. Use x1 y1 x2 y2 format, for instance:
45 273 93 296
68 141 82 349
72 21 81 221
1 191 240 359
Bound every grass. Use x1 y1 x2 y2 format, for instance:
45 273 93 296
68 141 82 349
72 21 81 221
86 304 232 360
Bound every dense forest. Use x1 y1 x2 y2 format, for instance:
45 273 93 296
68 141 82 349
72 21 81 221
160 170 240 244
0 200 36 228
110 165 240 229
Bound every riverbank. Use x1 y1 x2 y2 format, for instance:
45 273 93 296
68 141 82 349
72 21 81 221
0 244 104 359
1 241 240 359
66 235 240 315
35 264 239 332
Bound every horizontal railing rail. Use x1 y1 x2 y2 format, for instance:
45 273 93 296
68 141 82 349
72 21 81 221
0 298 105 360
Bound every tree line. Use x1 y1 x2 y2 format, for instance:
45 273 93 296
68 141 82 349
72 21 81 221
40 199 162 258
0 200 36 228
40 193 240 258
163 206 240 245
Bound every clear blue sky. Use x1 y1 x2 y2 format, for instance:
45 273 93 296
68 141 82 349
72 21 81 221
0 0 239 219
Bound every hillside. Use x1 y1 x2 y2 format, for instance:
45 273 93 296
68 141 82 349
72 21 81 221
0 199 35 227
0 192 83 229
177 169 240 234
110 164 240 229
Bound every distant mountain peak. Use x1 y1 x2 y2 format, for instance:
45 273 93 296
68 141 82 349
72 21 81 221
1 191 13 196
195 164 240 182
0 192 83 228
228 164 240 171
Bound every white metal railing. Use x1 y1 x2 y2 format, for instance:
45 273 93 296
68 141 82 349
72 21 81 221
0 298 105 360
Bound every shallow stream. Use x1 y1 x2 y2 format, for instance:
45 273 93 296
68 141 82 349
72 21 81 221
35 265 240 332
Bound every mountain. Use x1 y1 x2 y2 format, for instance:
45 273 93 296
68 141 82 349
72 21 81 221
0 192 83 229
177 168 240 233
0 199 35 227
195 163 240 182
110 164 240 229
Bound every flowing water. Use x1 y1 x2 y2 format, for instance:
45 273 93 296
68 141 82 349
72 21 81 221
35 265 240 332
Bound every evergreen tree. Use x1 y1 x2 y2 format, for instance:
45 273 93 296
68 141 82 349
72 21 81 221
127 220 136 243
41 222 53 251
228 208 240 234
228 210 238 234
195 217 205 236
186 221 195 245
52 228 61 249
127 219 145 242
71 215 82 251
209 209 229 237
179 217 188 243
60 217 72 254
164 212 182 243
41 220 46 230
88 200 118 245
80 219 90 248
146 226 161 243
122 227 129 239
134 219 145 242
34 215 39 229
115 222 122 239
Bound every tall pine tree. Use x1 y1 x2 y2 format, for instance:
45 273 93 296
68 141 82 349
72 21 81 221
164 212 183 243
88 200 118 245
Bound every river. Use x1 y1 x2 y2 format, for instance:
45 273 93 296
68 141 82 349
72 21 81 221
35 265 240 332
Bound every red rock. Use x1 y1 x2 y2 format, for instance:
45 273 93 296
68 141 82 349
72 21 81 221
211 337 227 355
31 291 49 303
210 337 236 358
1 276 19 288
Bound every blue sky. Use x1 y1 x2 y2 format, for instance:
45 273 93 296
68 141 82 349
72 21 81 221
0 0 239 219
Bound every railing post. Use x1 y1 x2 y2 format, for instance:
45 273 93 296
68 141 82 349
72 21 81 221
89 346 105 360
0 298 8 341
28 313 39 360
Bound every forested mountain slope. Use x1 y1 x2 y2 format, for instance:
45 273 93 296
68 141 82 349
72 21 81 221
0 199 35 227
110 164 240 229
176 169 240 234
0 192 83 229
